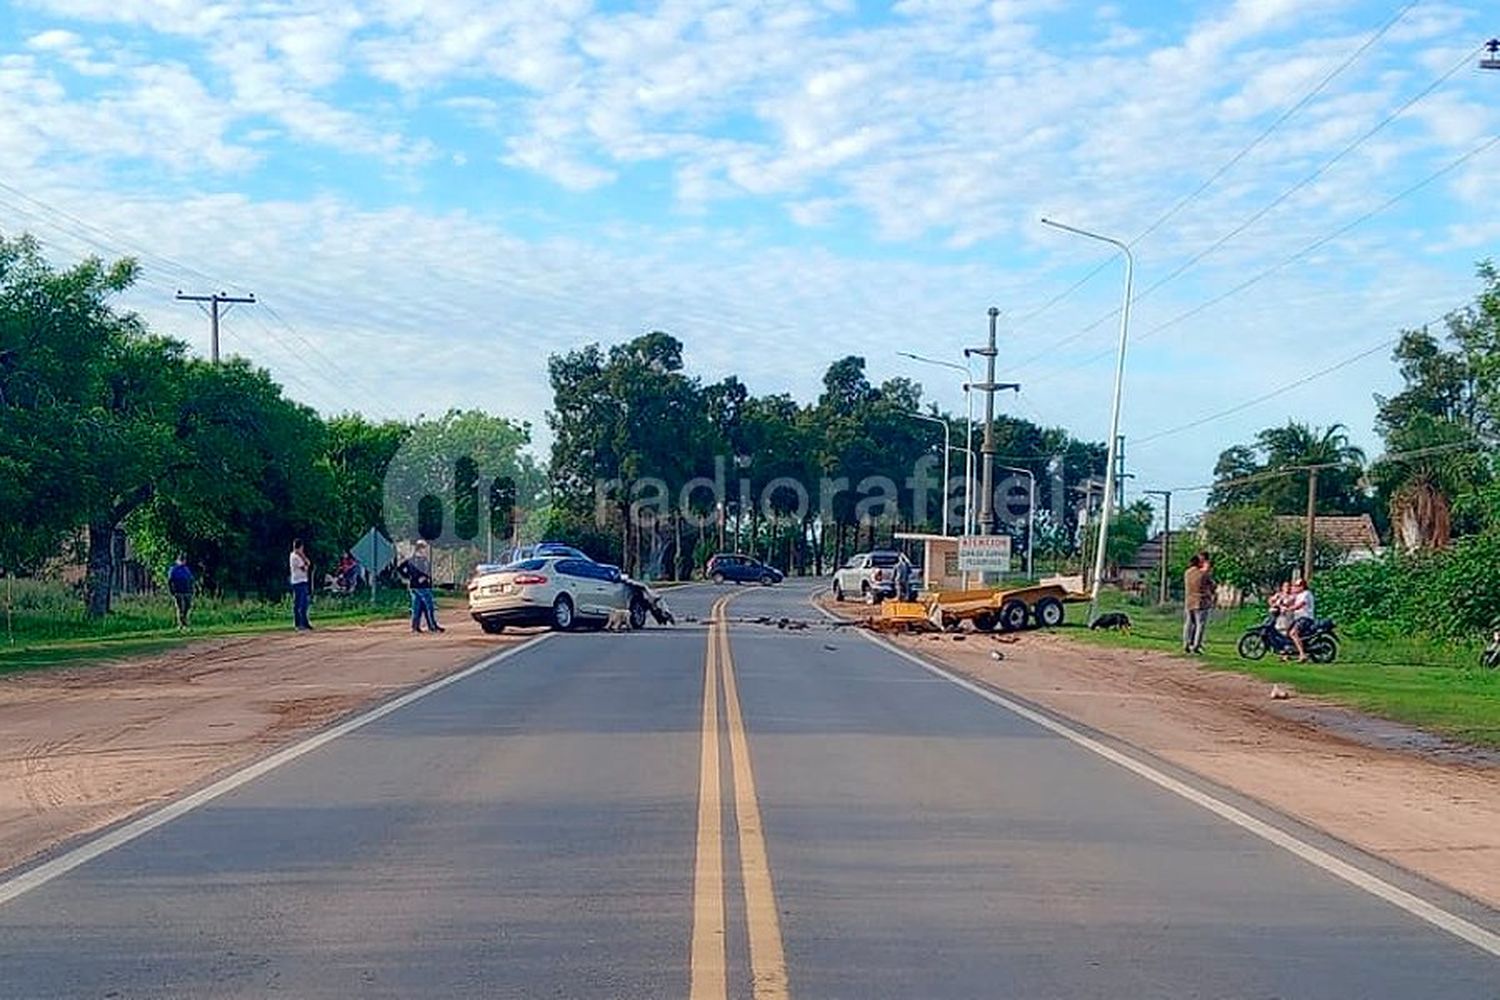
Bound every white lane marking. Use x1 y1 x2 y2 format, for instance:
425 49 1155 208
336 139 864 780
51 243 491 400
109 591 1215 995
0 633 554 908
807 591 1500 961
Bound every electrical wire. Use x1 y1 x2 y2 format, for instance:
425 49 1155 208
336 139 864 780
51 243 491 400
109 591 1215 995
1013 0 1424 332
1014 38 1484 376
1021 130 1500 391
1167 438 1487 494
1132 336 1398 447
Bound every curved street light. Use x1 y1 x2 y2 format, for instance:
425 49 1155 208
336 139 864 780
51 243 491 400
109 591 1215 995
1040 217 1135 622
897 351 976 536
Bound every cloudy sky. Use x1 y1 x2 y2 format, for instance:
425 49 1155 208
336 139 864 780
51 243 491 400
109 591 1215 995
1 0 1496 515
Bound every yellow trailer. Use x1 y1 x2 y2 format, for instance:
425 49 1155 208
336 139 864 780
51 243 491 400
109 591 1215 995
875 583 1087 633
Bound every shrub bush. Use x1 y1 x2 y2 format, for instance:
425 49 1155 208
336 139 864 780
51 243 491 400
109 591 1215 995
1319 528 1500 640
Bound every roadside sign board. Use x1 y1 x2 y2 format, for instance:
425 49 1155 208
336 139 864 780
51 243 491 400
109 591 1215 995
351 528 395 575
958 534 1011 573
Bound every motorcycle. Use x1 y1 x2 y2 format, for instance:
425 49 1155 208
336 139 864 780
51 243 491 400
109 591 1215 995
1238 614 1339 664
1483 628 1500 670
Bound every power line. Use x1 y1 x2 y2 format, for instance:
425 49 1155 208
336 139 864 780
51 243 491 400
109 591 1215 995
0 184 400 416
1015 38 1483 377
1013 0 1423 332
1167 439 1487 494
1132 336 1397 447
1022 130 1500 391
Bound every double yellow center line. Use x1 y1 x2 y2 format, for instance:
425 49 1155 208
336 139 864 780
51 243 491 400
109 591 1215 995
691 594 789 1000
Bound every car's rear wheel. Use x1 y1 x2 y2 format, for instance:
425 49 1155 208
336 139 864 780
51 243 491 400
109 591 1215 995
832 580 845 601
552 594 576 631
711 571 726 585
479 619 506 635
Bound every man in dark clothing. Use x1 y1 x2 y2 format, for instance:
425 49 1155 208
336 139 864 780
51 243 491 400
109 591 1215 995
167 555 194 630
1182 551 1215 654
398 541 443 633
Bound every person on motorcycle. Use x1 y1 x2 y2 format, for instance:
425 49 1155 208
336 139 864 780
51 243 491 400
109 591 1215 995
1270 581 1294 636
1287 578 1315 662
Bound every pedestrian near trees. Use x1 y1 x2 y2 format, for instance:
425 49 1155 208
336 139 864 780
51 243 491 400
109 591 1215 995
1182 551 1215 654
289 538 312 631
167 554 194 630
398 541 443 633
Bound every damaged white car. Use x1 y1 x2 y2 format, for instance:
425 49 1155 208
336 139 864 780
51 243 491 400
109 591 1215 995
468 555 673 633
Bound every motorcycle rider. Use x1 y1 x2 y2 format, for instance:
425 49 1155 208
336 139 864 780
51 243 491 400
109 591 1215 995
1287 578 1316 662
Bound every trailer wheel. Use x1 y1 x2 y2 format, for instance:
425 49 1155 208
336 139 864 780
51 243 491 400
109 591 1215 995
999 599 1030 632
1034 597 1065 629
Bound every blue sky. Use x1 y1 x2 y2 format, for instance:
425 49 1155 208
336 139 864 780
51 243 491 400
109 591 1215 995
1 0 1497 516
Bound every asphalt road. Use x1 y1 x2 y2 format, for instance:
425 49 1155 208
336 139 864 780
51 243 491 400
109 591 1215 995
1 579 1497 998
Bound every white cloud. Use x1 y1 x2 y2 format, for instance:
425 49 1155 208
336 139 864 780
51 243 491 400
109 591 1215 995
2 0 1496 506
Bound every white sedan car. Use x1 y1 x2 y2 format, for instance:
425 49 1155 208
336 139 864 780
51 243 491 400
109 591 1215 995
468 555 652 633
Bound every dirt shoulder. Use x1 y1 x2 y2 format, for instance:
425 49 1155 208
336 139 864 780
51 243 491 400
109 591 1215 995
0 617 525 876
818 595 1500 911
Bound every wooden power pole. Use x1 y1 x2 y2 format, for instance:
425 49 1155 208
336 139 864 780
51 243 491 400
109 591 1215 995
175 290 256 364
1302 467 1320 583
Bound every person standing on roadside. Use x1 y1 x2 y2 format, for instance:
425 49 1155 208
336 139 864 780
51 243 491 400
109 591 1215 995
1182 550 1214 654
399 540 443 633
167 554 194 630
289 538 313 631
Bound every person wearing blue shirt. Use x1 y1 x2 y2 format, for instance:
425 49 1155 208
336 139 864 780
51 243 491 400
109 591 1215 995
167 555 195 630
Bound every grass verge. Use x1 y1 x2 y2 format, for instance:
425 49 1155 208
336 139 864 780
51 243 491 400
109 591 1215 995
1066 592 1500 748
0 580 417 675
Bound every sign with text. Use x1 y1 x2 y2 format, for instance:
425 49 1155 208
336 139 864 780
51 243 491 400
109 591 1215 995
958 534 1011 573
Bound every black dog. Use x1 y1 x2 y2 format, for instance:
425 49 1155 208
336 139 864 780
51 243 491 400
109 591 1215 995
1089 612 1132 632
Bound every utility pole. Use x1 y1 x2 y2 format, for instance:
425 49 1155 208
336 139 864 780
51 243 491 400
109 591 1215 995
1114 434 1134 508
966 307 1020 537
175 290 256 364
1144 489 1172 604
1302 467 1320 584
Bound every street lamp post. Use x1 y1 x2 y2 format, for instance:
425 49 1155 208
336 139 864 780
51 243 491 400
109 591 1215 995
907 412 952 536
1040 217 1135 623
897 352 975 536
996 465 1036 579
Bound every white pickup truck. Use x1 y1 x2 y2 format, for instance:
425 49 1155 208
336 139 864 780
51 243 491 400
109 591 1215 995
830 550 904 604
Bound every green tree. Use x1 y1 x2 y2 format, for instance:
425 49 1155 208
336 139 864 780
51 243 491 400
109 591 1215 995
1371 262 1500 550
0 234 141 575
1208 421 1368 516
125 359 340 598
1200 506 1341 598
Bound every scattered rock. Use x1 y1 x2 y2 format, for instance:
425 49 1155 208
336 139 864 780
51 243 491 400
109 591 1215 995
823 644 838 651
1270 684 1291 700
990 650 1005 661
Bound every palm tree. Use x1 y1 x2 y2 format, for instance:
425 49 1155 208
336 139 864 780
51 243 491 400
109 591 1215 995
1253 422 1368 514
1373 414 1485 551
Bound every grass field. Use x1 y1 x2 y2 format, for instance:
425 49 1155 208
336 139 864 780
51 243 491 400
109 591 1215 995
1070 592 1500 748
0 579 416 674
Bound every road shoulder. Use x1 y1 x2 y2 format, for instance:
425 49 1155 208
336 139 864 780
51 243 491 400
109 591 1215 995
816 593 1500 912
0 618 525 877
